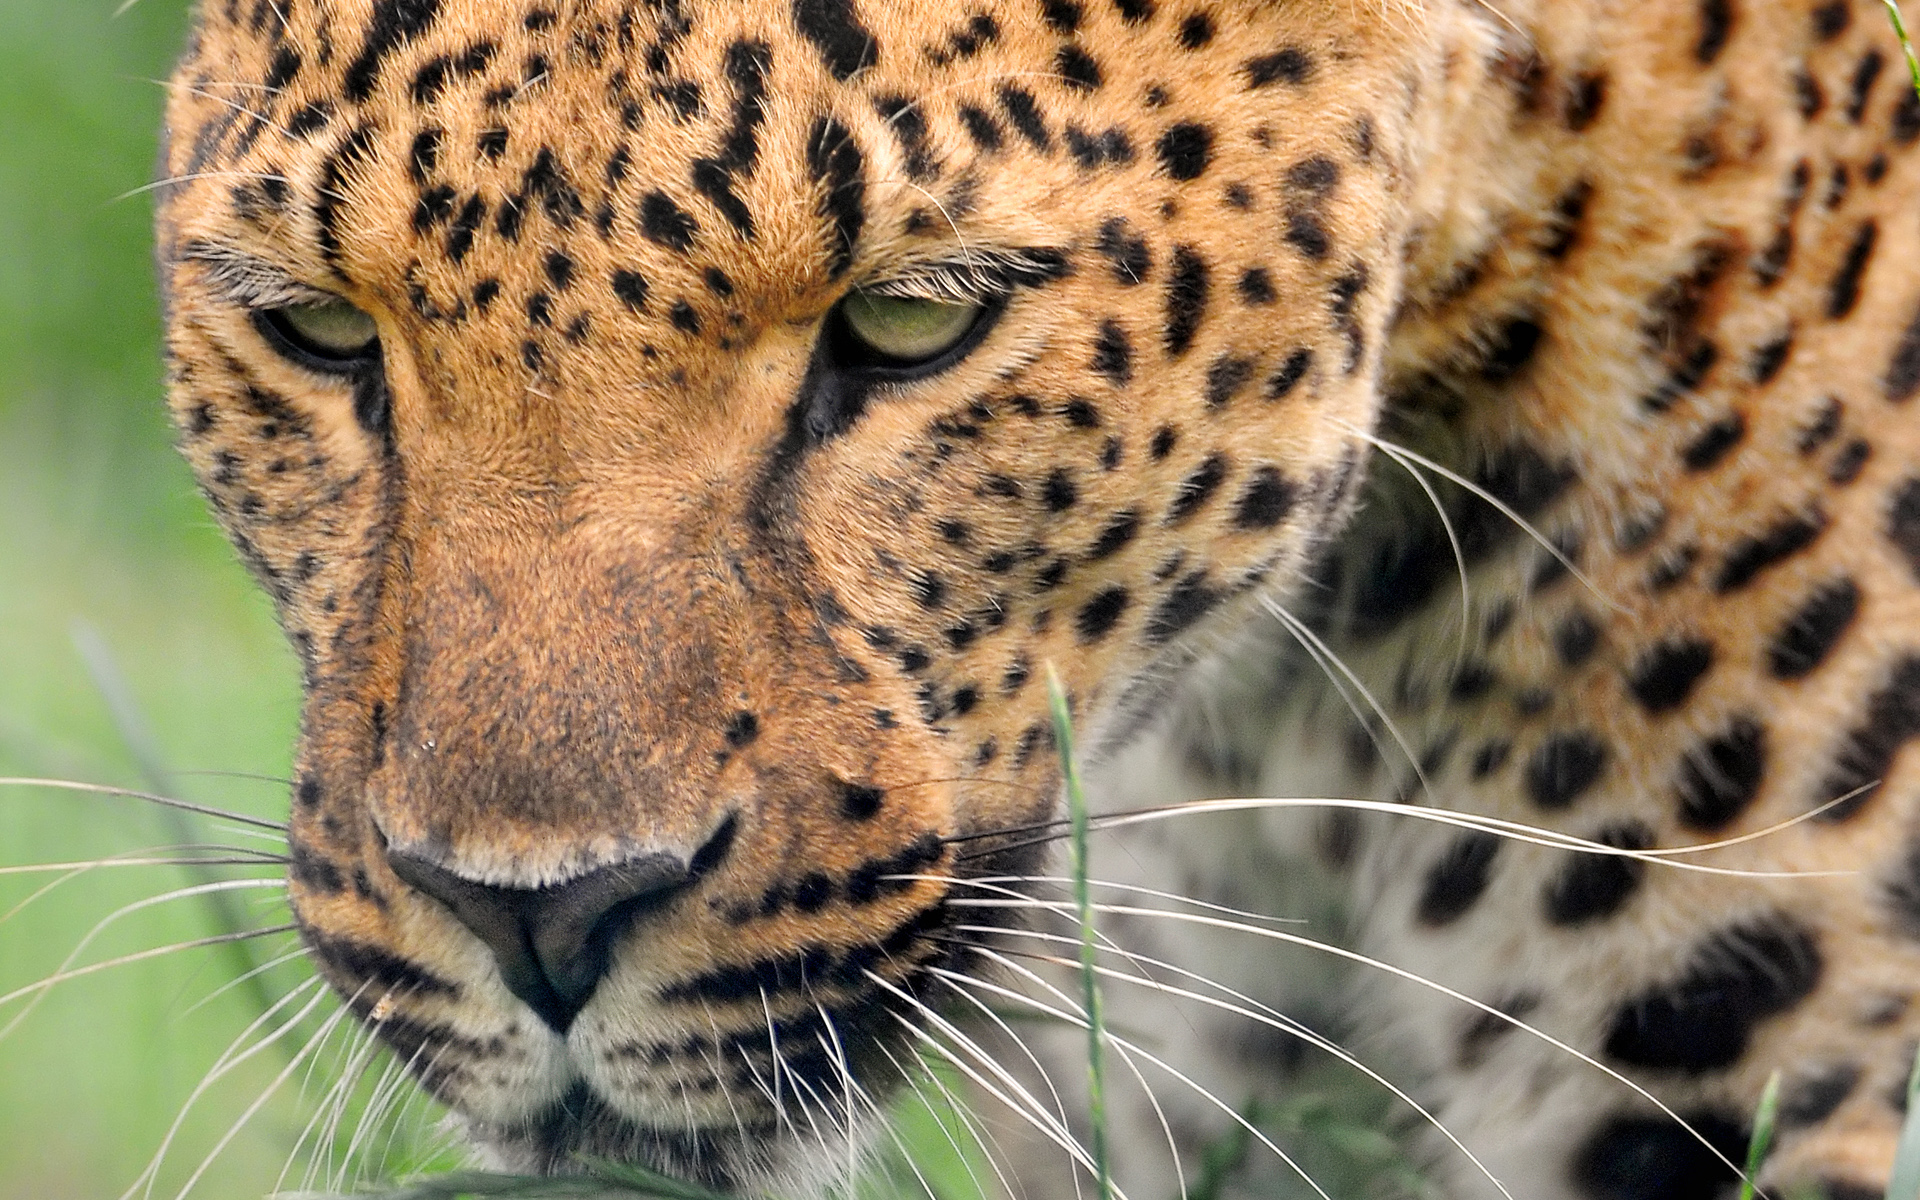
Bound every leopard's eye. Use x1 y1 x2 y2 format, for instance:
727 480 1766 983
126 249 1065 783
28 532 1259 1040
835 290 984 367
257 298 379 370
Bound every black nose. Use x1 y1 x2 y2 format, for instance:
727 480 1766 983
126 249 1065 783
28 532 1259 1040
386 847 692 1032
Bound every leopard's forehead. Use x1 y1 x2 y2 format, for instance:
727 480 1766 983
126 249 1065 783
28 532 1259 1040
159 0 1370 360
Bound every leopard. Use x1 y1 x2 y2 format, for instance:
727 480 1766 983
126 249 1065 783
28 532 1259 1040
148 0 1920 1196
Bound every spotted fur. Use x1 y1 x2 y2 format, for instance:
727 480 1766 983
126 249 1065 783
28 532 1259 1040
154 0 1920 1196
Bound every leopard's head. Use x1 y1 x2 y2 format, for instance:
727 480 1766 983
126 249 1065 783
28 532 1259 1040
156 0 1420 1186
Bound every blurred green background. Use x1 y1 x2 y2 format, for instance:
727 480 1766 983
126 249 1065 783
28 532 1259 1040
0 0 319 1195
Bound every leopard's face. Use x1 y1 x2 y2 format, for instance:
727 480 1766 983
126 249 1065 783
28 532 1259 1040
156 0 1407 1184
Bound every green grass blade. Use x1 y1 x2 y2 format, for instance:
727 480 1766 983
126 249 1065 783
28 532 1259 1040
1046 666 1113 1200
1738 1071 1780 1200
1884 1 1920 100
1889 1044 1920 1200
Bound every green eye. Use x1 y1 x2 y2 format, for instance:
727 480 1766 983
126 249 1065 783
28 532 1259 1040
837 290 984 365
260 298 379 367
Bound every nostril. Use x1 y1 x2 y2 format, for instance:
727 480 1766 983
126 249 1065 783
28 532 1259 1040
386 847 690 1033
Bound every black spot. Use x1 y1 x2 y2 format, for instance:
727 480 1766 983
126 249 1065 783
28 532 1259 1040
1450 661 1498 701
1680 412 1745 472
1145 570 1226 644
1043 0 1083 31
1149 426 1178 460
611 269 650 311
344 0 445 102
1813 0 1851 39
1604 913 1822 1072
639 191 698 251
669 299 700 333
1264 348 1312 400
1075 587 1130 641
1770 578 1860 679
957 105 1003 150
1416 832 1501 926
1544 821 1652 926
1204 355 1255 408
290 843 345 894
1566 72 1608 130
1816 654 1920 820
1163 245 1210 357
1828 220 1878 319
1778 1062 1862 1129
1168 453 1227 523
1095 218 1152 284
913 572 947 609
1572 1111 1745 1200
1675 716 1767 831
1695 0 1732 64
1231 467 1295 530
1891 477 1920 579
1238 267 1276 305
1828 438 1871 484
1284 211 1330 260
1888 303 1920 402
791 0 879 80
724 711 759 747
1626 638 1715 713
1747 329 1793 385
1554 610 1601 666
998 86 1052 151
1896 86 1920 143
1525 731 1608 810
805 117 867 277
1155 122 1214 180
1480 315 1544 380
1713 506 1827 592
1471 741 1511 779
1092 320 1133 385
1245 47 1312 88
1113 0 1153 22
1848 49 1885 123
1043 468 1079 512
1087 509 1141 560
1056 45 1103 90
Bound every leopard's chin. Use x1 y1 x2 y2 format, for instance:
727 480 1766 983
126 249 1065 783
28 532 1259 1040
460 1082 875 1198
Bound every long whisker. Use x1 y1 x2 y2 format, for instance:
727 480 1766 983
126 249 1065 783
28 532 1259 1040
949 894 1754 1184
1264 597 1433 798
874 1037 1017 1200
1337 421 1620 612
182 942 307 1019
927 963 1191 1200
872 1042 984 1200
121 974 331 1200
0 878 291 1038
942 952 1334 1200
864 970 1114 1196
0 777 288 833
955 923 1513 1200
949 796 1858 877
1366 435 1475 663
0 853 288 876
168 1000 354 1200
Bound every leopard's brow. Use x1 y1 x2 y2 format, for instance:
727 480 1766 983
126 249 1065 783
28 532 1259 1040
179 240 337 309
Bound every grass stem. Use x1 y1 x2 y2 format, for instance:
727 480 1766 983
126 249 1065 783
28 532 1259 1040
1046 667 1113 1200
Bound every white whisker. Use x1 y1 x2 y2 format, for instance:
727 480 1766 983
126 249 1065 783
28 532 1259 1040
949 895 1752 1183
